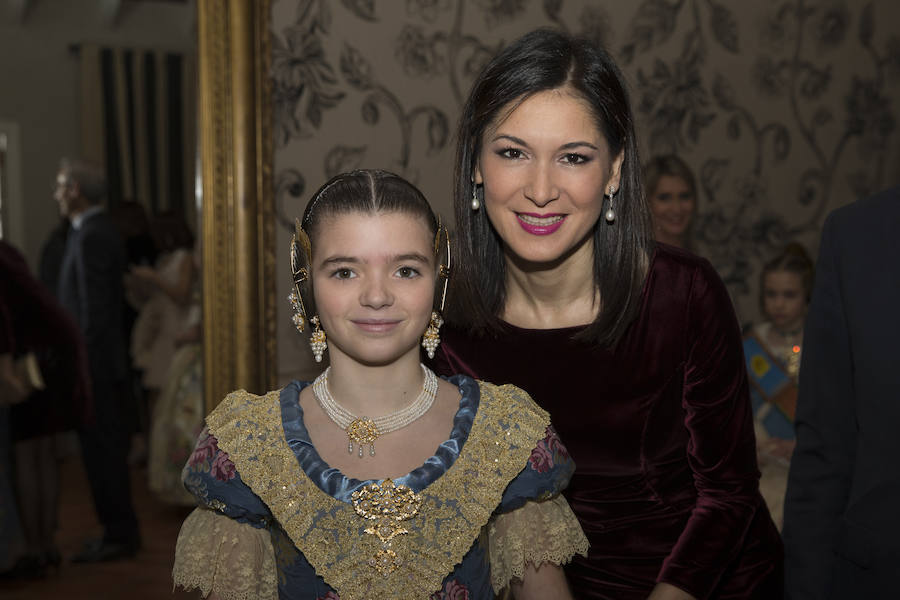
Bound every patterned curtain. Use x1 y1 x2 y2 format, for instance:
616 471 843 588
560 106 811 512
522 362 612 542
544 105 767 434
79 43 196 224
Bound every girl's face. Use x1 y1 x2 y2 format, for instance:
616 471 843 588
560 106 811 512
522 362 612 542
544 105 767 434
762 270 807 332
311 211 436 367
649 175 695 245
474 88 623 267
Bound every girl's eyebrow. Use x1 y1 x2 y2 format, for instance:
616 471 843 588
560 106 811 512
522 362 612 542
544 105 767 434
392 253 430 263
318 252 430 266
319 255 359 266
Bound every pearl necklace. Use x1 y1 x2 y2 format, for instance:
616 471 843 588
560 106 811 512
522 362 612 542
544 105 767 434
312 363 439 458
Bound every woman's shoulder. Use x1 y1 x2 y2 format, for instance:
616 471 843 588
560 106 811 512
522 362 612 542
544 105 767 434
651 243 731 306
651 242 717 277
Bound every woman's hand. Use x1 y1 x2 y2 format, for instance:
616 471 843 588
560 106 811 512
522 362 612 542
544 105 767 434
511 562 574 600
646 582 698 600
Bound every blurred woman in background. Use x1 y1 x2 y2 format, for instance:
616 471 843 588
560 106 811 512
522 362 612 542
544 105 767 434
0 240 90 578
643 155 697 250
127 213 196 400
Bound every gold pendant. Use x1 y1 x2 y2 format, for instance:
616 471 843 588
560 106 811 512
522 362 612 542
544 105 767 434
347 418 379 458
351 479 423 577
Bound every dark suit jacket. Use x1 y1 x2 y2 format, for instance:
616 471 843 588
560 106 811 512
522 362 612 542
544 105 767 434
783 187 900 599
58 210 128 383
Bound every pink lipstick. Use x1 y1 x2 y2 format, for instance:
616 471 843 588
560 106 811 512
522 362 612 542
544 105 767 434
516 213 566 235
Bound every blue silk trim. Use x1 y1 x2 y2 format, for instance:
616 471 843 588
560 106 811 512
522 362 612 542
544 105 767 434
278 374 480 503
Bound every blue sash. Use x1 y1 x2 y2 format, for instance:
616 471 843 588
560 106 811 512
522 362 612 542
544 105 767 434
743 334 796 440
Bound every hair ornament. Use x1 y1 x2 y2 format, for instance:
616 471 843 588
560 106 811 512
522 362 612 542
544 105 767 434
289 218 313 333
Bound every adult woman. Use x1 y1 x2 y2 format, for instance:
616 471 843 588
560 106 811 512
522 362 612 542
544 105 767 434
126 213 196 463
0 240 90 577
128 212 196 394
643 155 698 249
432 29 782 599
743 244 814 530
173 170 587 599
146 281 203 505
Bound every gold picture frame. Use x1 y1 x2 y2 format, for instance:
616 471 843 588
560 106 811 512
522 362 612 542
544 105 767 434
197 0 275 411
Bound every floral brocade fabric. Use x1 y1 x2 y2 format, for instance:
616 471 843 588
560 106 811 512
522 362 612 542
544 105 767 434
173 375 588 600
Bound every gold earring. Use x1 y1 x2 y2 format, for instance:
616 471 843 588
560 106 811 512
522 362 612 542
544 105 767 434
309 316 327 363
421 311 444 359
288 289 306 333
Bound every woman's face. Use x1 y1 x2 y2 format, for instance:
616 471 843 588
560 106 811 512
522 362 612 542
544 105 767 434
311 211 435 367
649 175 695 245
474 88 623 266
762 270 807 332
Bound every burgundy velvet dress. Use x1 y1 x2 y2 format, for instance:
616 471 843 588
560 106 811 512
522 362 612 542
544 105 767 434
0 242 91 439
431 245 783 599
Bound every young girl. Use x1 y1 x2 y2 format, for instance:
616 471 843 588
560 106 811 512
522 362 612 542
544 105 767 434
743 243 814 530
172 170 587 600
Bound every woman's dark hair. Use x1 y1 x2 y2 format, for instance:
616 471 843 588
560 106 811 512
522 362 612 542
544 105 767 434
643 154 697 203
451 28 652 347
759 243 815 313
296 169 447 317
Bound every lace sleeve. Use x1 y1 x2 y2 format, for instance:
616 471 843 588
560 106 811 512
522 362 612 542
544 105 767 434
173 507 278 600
487 494 589 593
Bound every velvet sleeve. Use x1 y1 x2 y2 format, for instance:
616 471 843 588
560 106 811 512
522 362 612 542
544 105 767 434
782 212 855 599
657 260 764 599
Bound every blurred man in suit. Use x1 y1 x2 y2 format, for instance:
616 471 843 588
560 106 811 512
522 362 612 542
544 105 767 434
55 158 140 561
783 186 900 598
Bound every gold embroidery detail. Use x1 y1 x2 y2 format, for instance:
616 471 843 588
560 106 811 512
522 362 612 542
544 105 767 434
351 479 422 574
206 499 226 512
370 548 401 576
206 383 550 600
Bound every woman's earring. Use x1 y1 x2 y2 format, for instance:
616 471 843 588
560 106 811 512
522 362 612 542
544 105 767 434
421 311 444 359
604 186 617 223
471 185 481 211
309 316 327 363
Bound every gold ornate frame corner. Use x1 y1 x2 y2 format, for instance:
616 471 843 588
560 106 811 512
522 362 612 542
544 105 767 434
197 0 276 411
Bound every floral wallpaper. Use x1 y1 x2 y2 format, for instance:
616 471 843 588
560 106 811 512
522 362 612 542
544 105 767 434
271 0 900 382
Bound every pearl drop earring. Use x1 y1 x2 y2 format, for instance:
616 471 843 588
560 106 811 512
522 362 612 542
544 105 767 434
605 186 617 223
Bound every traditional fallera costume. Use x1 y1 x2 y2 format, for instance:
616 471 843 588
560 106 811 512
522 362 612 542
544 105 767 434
173 376 588 600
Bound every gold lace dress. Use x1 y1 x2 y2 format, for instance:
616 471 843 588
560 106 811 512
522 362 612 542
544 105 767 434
172 375 588 600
